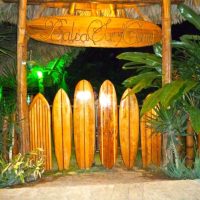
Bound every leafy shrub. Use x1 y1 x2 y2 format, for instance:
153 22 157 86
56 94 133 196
163 154 200 179
0 148 44 188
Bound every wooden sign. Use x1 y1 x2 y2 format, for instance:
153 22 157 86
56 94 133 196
27 15 162 48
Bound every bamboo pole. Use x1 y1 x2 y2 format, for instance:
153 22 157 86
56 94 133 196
161 0 172 166
17 0 29 154
186 118 194 168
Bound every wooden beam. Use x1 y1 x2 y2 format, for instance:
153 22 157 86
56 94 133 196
3 0 184 5
162 0 171 85
17 0 29 154
161 0 172 165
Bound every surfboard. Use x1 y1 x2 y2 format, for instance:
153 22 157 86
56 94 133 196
140 108 161 168
73 80 95 169
29 93 52 170
52 89 72 170
119 88 139 169
98 80 118 169
151 108 162 166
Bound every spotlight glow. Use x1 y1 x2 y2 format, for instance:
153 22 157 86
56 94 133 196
36 71 43 79
76 91 91 101
99 93 111 108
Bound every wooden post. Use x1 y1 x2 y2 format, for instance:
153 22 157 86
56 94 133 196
17 0 29 154
162 0 172 165
162 0 171 85
186 118 194 167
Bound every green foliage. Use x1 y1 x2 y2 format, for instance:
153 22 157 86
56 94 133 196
148 105 187 169
123 72 161 93
0 149 45 188
149 106 187 140
186 106 200 132
0 64 17 155
117 52 162 74
0 86 2 101
117 4 200 132
164 154 200 179
27 53 73 93
0 112 17 156
46 53 72 85
178 4 200 31
117 4 200 170
117 50 162 94
141 80 198 115
0 29 15 58
172 35 200 81
0 62 16 92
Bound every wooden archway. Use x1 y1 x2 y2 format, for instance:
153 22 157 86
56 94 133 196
16 0 180 154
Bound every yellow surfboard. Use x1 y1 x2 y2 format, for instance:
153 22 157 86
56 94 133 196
99 80 118 169
74 80 95 169
140 108 161 168
52 89 72 170
119 89 139 169
29 93 52 170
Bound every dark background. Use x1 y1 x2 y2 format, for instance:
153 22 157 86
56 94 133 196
66 21 200 103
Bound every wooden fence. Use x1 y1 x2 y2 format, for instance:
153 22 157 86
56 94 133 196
29 80 161 170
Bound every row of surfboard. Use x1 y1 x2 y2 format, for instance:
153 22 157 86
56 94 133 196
29 79 161 170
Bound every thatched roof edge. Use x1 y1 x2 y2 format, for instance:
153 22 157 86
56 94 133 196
0 0 200 24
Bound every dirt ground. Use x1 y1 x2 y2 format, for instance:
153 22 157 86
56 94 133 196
2 165 200 200
11 150 168 188
2 152 200 200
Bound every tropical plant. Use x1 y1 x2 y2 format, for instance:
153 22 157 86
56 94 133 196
0 25 15 58
117 46 199 119
0 107 17 161
0 60 17 159
27 52 73 94
117 3 200 171
163 153 200 179
149 105 187 168
0 52 73 158
118 45 162 93
0 148 44 188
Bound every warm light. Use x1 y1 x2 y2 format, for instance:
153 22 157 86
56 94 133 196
99 93 111 108
76 91 91 101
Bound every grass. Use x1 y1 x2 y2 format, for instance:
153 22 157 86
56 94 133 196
44 149 111 177
44 147 146 177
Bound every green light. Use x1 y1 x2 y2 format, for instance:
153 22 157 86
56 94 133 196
36 71 43 79
0 86 2 101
